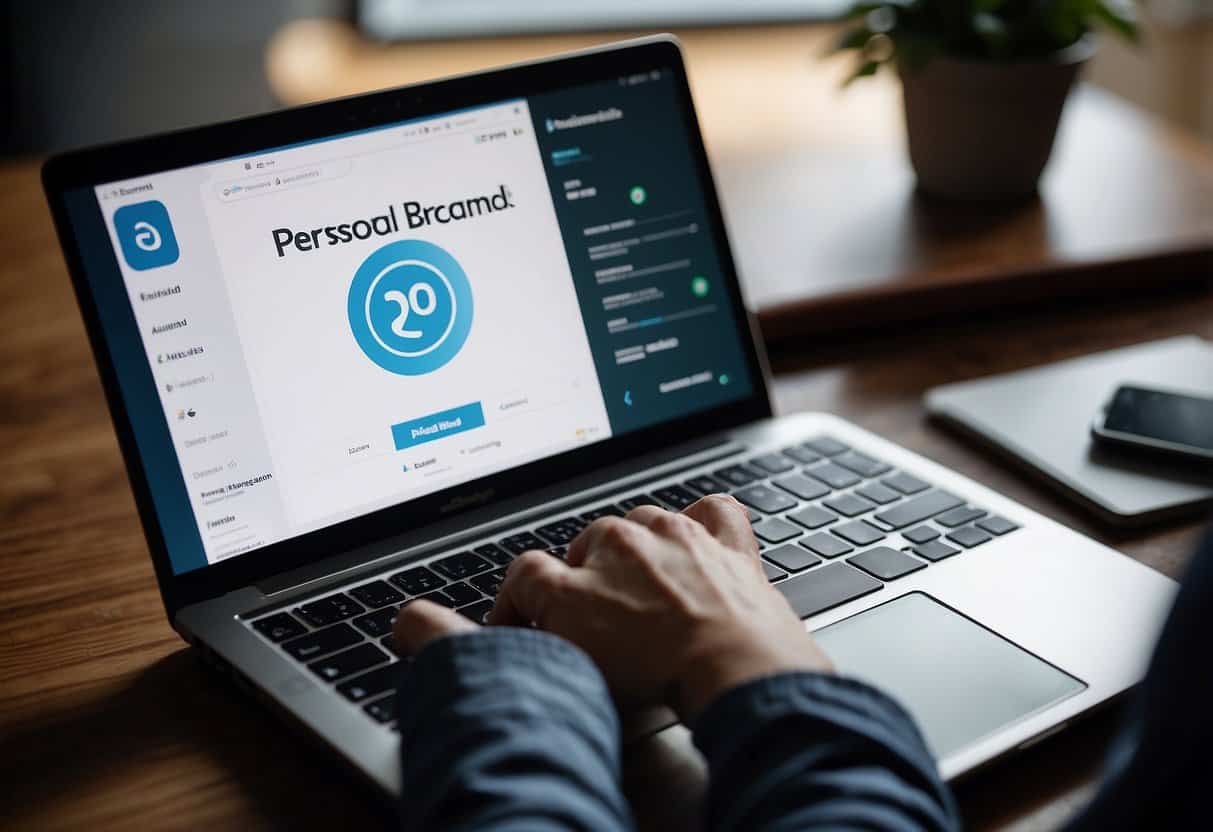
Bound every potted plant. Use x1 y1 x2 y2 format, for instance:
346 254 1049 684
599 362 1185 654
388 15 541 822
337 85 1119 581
832 0 1139 199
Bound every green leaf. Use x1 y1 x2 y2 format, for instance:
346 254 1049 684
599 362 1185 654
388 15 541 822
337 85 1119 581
836 26 875 51
1092 0 1139 41
843 60 882 85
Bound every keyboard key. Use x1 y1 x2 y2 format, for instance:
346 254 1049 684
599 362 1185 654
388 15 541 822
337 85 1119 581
501 531 546 554
800 533 854 559
805 462 862 490
772 474 831 501
787 505 838 529
822 493 877 517
380 634 403 657
855 482 901 505
433 551 492 580
281 623 361 661
352 606 399 638
252 612 306 643
475 543 514 566
364 694 396 724
713 464 763 487
459 599 495 625
902 525 940 544
654 485 699 510
804 437 849 457
882 472 930 495
683 475 724 495
776 562 882 619
443 582 483 606
847 547 926 581
309 643 389 683
407 590 456 609
348 580 405 609
295 593 364 627
977 516 1019 536
337 665 396 703
535 517 588 546
782 445 823 465
733 484 797 514
875 490 964 529
746 508 761 524
547 546 569 559
751 517 804 544
619 494 662 511
832 450 891 478
947 526 993 548
762 561 788 582
390 566 446 595
913 540 961 562
750 453 795 474
764 543 822 573
936 507 987 528
831 520 885 546
470 567 508 597
582 505 625 522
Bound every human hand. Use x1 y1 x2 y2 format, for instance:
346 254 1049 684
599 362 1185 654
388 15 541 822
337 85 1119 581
489 495 833 721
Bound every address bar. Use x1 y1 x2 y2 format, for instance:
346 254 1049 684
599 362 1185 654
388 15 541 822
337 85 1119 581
214 158 353 203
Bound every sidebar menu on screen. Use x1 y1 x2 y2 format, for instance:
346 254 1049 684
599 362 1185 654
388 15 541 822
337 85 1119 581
529 71 753 435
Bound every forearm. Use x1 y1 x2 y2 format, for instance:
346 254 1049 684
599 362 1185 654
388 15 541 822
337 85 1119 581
396 628 634 832
694 672 960 832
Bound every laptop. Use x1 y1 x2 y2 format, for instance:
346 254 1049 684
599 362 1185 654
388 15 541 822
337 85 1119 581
42 36 1176 795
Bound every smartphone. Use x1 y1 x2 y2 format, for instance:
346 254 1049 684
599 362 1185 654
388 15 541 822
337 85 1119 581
1091 385 1213 463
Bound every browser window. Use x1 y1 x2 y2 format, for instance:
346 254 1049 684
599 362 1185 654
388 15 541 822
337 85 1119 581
90 71 754 573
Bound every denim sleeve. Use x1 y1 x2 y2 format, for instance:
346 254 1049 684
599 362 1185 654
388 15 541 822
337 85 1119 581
396 627 635 832
692 673 961 832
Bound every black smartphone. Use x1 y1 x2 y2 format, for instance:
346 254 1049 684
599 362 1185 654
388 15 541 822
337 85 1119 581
1091 385 1213 463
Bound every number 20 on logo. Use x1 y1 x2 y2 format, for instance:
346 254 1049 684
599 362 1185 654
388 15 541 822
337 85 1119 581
347 240 474 375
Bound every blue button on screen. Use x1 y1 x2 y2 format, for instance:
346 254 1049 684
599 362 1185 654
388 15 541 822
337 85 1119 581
391 401 485 450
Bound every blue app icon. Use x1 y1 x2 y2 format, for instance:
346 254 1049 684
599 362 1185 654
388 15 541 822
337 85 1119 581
347 239 473 375
114 200 180 271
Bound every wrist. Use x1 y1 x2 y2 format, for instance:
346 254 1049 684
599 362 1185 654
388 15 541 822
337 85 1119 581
672 636 833 722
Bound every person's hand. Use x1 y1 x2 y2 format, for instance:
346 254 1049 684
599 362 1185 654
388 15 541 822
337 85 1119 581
392 588 480 657
489 495 833 721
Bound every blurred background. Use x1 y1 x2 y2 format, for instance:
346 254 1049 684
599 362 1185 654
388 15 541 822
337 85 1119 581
1 0 1210 158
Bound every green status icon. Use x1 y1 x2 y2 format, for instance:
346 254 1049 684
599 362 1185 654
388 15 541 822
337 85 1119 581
629 185 647 205
718 373 730 386
691 275 710 297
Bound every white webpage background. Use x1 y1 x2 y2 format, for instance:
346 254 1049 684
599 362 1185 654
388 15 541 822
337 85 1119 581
202 103 611 531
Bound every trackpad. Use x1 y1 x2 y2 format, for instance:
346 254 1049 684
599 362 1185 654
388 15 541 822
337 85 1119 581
814 593 1085 758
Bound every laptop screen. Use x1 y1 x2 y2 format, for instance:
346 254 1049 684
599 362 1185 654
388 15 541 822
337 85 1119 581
64 67 757 575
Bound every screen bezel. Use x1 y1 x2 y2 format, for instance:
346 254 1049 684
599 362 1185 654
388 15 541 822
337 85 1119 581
42 36 772 617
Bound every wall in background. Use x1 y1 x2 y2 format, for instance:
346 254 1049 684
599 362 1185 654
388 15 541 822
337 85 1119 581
3 3 1209 158
1089 14 1213 143
0 0 340 157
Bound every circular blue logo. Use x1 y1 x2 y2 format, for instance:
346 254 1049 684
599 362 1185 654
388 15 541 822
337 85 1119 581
347 239 473 375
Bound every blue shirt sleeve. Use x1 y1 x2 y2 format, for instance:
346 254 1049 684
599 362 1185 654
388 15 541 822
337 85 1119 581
692 672 961 832
396 627 635 832
397 629 957 832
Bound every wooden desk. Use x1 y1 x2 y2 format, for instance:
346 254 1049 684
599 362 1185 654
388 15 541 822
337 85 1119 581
266 21 1213 343
0 154 1209 829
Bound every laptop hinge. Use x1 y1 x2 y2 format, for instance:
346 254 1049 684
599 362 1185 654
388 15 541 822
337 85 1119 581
253 434 747 600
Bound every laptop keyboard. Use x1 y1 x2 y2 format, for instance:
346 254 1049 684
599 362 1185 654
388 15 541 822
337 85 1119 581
246 434 1020 730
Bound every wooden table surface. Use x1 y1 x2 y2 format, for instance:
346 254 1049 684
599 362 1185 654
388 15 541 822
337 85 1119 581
267 20 1213 342
1 149 1209 829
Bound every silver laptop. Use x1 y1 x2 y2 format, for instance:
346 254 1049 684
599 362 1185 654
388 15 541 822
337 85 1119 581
42 36 1176 795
